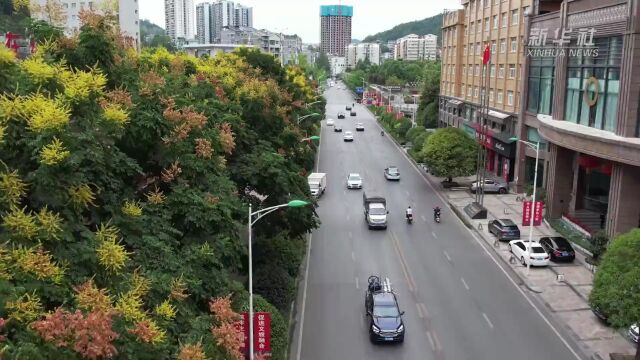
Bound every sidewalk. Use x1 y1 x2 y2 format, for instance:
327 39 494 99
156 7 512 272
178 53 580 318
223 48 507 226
440 179 635 359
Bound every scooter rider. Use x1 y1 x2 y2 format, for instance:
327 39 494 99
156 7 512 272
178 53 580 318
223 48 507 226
406 206 413 220
433 206 441 220
381 130 385 136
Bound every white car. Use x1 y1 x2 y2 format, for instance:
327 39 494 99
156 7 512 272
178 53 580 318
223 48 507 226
343 131 354 142
509 240 550 267
347 173 363 189
355 123 364 131
629 323 639 343
326 119 334 126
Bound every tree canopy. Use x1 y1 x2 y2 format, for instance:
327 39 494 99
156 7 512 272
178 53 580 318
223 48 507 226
421 128 479 180
589 229 640 328
362 14 443 44
0 11 322 360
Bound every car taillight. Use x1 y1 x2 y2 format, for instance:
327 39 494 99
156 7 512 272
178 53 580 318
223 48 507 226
553 250 562 256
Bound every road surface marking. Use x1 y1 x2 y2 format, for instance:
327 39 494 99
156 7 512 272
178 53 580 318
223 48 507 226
419 303 430 319
405 191 410 196
355 277 359 289
443 251 452 262
482 313 494 329
346 214 350 221
296 233 313 360
432 332 443 351
431 231 437 238
416 303 424 318
421 215 427 222
426 331 435 350
390 231 416 293
377 123 585 360
351 251 355 261
461 277 470 290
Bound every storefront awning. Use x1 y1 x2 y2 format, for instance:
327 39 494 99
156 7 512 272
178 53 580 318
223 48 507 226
487 109 511 120
447 99 463 106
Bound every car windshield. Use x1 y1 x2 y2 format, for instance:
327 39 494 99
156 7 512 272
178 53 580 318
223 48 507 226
504 225 519 231
388 168 398 174
349 175 361 181
369 207 386 215
373 305 399 317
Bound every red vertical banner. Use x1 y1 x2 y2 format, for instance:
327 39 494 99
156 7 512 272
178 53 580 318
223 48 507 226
522 201 532 226
503 160 509 181
533 201 544 226
236 312 250 355
254 312 271 356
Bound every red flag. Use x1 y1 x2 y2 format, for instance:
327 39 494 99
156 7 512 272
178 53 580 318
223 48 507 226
482 44 491 64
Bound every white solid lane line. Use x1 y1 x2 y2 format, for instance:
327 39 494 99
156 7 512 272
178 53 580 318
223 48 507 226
296 233 313 360
443 251 452 262
461 277 470 291
482 312 494 329
351 251 355 261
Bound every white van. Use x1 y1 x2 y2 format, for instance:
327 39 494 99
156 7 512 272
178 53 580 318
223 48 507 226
308 173 327 198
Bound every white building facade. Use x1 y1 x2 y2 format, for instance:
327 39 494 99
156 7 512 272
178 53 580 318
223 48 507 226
196 2 213 44
329 56 346 76
394 34 438 61
33 0 140 48
165 0 194 43
345 43 380 69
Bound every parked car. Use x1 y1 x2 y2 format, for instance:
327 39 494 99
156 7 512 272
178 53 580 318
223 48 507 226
337 112 346 119
628 323 638 343
334 125 343 132
539 236 575 262
509 240 550 266
488 219 521 241
347 173 363 189
470 179 509 194
384 166 400 181
343 131 354 142
355 123 364 131
350 110 357 116
326 119 334 126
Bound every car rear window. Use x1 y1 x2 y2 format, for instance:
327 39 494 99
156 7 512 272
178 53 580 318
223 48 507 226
504 225 519 231
532 247 546 254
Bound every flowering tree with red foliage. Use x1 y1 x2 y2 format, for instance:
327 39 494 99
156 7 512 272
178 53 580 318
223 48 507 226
210 295 244 360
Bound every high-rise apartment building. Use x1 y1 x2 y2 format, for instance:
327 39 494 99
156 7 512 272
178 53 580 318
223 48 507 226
165 0 194 42
345 43 381 68
513 0 640 237
394 34 439 61
320 5 352 56
234 4 253 28
196 2 214 44
439 0 531 183
212 0 236 41
282 34 303 65
33 0 140 48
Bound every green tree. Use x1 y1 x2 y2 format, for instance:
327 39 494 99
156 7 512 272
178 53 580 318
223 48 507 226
589 229 640 328
27 19 63 43
421 128 478 182
316 52 331 74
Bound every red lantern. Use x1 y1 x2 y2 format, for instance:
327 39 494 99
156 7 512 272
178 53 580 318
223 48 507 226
578 155 599 172
601 162 613 176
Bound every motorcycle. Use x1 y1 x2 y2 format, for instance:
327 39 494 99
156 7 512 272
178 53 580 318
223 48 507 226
381 131 385 136
406 213 413 224
434 213 441 223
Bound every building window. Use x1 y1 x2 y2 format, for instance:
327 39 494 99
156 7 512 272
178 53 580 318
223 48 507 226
508 64 516 78
485 17 490 32
565 36 622 132
501 12 507 27
464 45 467 55
477 20 482 33
462 65 466 76
511 10 519 25
527 57 554 115
475 87 479 98
490 89 494 101
490 64 496 77
507 91 514 105
468 87 473 96
498 64 505 78
470 22 474 34
476 43 481 54
526 126 546 144
523 6 530 16
462 85 466 95
510 37 517 52
71 2 76 8
497 90 503 103
500 39 506 53
491 40 496 53
493 15 498 29
475 64 480 76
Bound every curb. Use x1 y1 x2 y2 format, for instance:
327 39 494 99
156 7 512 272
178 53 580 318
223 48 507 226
447 200 544 294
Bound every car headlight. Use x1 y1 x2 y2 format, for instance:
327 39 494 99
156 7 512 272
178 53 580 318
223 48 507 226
397 324 404 332
372 325 380 334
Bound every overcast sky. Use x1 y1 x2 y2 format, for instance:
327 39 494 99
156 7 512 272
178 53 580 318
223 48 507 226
140 0 461 43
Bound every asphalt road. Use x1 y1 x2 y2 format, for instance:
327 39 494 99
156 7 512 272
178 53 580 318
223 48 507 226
295 83 585 360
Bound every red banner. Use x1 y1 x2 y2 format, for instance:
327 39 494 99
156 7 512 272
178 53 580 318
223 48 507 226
238 312 272 357
523 201 543 226
255 312 271 356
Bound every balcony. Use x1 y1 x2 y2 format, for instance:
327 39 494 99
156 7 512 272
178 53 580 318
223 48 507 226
537 114 640 167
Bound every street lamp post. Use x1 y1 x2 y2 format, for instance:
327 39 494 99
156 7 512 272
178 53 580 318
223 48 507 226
305 101 322 108
301 135 320 142
297 113 321 125
247 199 309 360
511 137 540 276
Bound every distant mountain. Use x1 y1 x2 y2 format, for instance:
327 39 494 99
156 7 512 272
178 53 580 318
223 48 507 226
362 14 443 45
140 19 165 39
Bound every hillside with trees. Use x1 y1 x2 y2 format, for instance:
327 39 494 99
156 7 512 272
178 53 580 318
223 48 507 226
0 9 324 360
140 19 174 50
362 14 443 44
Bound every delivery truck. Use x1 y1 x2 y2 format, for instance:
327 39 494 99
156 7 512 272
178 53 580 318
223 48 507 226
308 173 327 198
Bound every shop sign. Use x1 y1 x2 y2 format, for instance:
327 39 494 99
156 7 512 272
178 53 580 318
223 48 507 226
503 160 509 181
522 201 543 226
